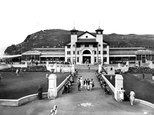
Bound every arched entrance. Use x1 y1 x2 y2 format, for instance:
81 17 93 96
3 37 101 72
82 50 91 64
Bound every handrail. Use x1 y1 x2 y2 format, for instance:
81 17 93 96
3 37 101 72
57 75 71 92
101 74 115 93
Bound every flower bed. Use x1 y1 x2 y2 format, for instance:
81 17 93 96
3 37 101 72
127 67 154 74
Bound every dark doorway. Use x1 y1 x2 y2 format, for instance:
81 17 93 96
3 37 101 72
83 50 91 54
83 56 91 64
142 56 146 63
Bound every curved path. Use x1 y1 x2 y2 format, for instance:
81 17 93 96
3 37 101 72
0 65 154 115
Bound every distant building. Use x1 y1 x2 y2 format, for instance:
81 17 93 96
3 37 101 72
21 27 154 65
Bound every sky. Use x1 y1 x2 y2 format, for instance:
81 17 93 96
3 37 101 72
0 0 154 50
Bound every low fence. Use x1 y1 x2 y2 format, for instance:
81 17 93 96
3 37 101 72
46 64 74 73
12 63 27 68
0 75 71 106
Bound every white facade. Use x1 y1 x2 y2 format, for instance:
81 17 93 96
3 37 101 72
65 28 110 65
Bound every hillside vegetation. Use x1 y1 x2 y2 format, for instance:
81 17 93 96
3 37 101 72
4 29 154 55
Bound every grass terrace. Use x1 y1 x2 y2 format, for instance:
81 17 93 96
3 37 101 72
104 67 154 104
0 69 70 99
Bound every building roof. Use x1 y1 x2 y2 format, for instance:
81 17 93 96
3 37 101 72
136 49 154 55
40 54 65 57
110 47 145 50
110 49 154 56
66 43 71 45
33 48 65 51
95 27 104 32
22 50 41 55
70 28 78 32
78 31 96 37
109 50 136 55
41 51 65 55
76 39 97 43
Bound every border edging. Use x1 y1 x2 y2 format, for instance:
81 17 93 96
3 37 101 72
135 99 154 109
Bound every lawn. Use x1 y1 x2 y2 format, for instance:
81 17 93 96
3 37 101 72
0 72 70 99
123 73 154 104
105 73 154 104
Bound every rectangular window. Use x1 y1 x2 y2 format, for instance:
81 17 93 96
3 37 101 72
103 57 107 62
77 44 80 47
77 51 79 55
67 45 70 48
94 51 97 54
73 51 75 54
103 45 107 48
94 57 96 62
77 57 79 62
67 51 70 55
85 44 89 47
103 51 107 54
93 44 97 47
67 57 70 62
99 51 101 54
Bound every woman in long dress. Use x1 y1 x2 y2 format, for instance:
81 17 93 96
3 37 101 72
84 79 87 89
119 88 125 101
80 76 83 89
130 90 135 105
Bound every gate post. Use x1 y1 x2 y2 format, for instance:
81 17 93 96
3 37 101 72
48 73 57 99
114 74 124 101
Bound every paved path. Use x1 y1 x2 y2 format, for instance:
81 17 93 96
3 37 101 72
0 65 154 115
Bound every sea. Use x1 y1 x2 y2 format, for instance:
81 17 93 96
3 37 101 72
0 47 6 56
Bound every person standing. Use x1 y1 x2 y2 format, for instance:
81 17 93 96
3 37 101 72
142 73 145 79
0 73 3 83
91 79 94 89
16 68 20 76
86 78 90 91
130 90 135 105
77 78 81 91
89 79 93 91
80 76 83 89
38 85 43 100
88 64 90 71
46 74 49 83
119 88 125 101
84 79 87 89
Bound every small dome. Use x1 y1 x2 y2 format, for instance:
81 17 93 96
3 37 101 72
95 27 104 34
70 28 78 32
95 27 103 31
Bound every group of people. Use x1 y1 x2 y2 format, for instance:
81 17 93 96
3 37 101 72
77 76 94 91
118 88 136 105
62 80 72 94
97 74 111 94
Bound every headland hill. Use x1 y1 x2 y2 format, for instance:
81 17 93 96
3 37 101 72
4 29 154 55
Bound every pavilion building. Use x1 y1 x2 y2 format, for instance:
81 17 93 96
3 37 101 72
21 27 154 65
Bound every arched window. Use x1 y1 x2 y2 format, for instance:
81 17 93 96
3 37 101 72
83 50 91 54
